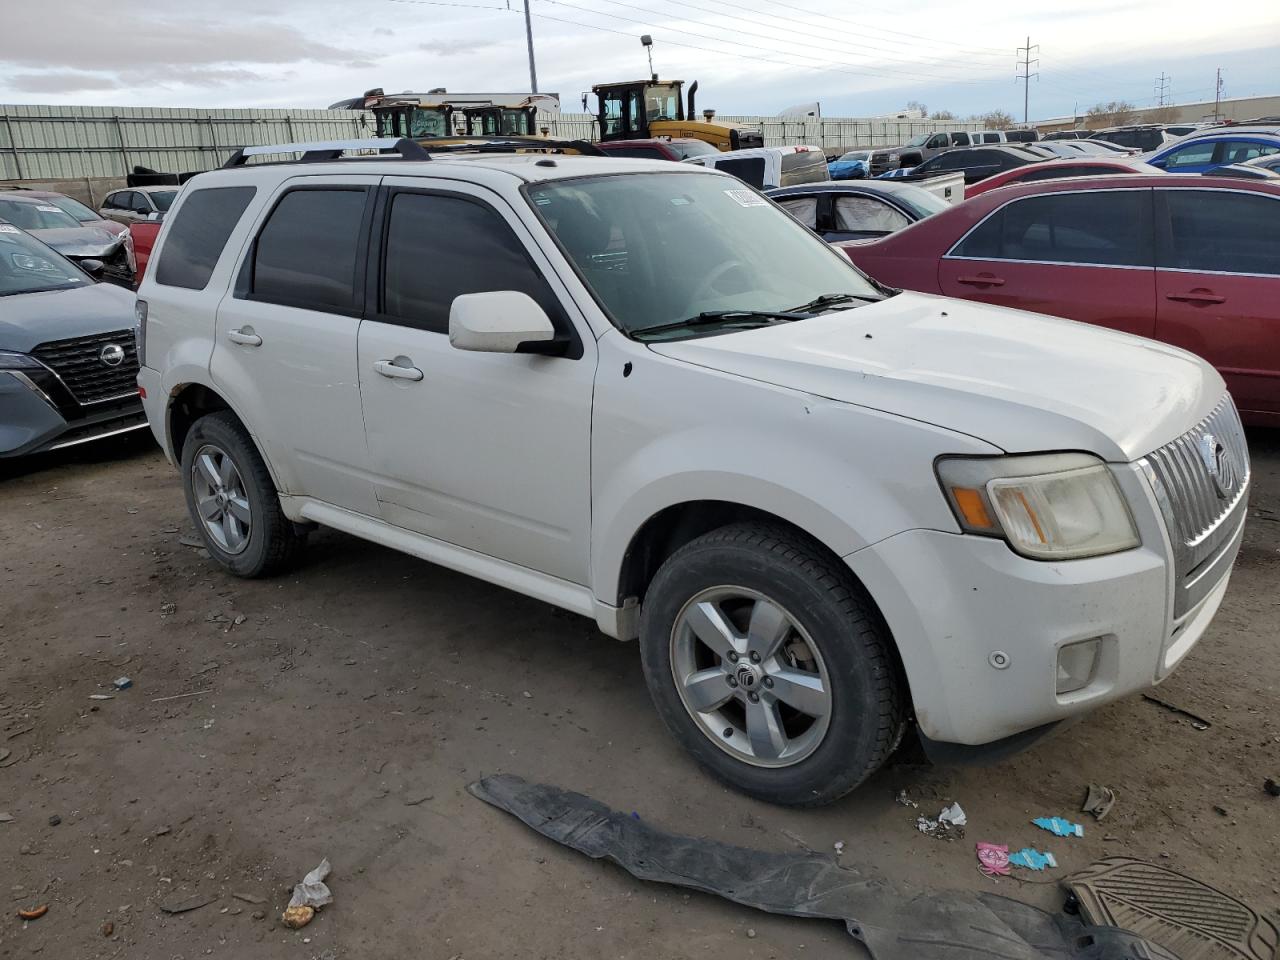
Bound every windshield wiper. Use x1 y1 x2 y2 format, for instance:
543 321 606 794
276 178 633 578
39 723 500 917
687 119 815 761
783 292 881 313
633 309 808 339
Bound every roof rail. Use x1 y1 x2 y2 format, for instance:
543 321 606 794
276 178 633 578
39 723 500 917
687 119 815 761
221 137 431 168
415 135 607 157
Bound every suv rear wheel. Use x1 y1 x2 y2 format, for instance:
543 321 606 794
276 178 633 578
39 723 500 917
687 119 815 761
180 411 305 577
638 522 905 806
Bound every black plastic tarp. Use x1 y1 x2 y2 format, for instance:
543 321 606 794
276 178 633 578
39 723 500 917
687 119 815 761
469 775 1177 960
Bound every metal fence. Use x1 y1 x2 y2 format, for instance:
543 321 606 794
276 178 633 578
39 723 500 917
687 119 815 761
2 104 975 180
0 105 373 181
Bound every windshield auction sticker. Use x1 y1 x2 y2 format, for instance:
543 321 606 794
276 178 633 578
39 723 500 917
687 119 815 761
724 189 768 207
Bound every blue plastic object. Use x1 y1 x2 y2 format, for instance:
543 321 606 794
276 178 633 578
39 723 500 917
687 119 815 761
1008 847 1058 871
1032 816 1083 838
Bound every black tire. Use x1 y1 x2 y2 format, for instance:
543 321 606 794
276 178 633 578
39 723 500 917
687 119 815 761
639 522 906 807
180 411 305 578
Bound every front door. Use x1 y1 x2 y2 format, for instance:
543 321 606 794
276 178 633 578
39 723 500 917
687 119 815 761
212 175 380 514
356 180 596 584
940 187 1156 337
1155 188 1280 420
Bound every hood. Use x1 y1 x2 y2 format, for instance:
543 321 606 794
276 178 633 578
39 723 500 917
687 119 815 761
29 225 125 258
0 282 135 351
648 291 1222 462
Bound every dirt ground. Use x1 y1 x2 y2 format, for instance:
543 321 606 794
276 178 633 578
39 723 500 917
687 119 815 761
1 429 1277 960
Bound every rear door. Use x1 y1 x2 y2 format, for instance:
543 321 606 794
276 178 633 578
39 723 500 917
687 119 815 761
1154 187 1280 419
939 188 1156 336
356 179 596 583
211 175 380 514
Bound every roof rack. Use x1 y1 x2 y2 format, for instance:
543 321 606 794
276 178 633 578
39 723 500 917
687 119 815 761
221 137 432 168
414 135 606 157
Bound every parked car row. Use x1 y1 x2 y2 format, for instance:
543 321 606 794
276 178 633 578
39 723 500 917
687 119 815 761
2 135 1262 811
0 191 135 286
837 173 1280 425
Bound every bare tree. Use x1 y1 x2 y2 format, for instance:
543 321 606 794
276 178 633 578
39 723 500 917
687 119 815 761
903 99 928 117
1085 100 1137 128
932 109 957 120
981 109 1015 130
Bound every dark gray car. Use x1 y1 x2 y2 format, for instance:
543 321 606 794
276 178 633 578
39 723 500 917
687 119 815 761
0 194 134 287
0 224 147 458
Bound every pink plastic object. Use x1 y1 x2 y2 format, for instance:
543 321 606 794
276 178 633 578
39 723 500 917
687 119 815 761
976 841 1011 877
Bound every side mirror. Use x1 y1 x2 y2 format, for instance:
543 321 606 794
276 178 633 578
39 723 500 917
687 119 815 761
449 291 557 354
79 259 105 277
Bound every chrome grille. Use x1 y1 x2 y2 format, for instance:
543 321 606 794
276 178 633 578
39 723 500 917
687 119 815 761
31 330 139 406
869 151 896 176
1141 395 1250 618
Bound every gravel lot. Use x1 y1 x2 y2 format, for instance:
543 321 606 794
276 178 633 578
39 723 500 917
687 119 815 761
2 429 1277 959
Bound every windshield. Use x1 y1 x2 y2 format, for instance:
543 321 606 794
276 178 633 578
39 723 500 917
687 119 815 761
838 151 870 162
0 224 87 295
43 195 101 222
527 172 880 338
905 134 930 147
883 184 950 220
0 198 81 231
668 139 717 160
149 190 179 212
644 83 681 122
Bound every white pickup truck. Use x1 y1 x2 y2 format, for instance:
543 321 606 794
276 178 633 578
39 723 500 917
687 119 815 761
137 139 1247 806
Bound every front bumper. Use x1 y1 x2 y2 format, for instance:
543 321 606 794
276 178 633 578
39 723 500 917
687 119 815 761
0 370 148 458
846 465 1242 746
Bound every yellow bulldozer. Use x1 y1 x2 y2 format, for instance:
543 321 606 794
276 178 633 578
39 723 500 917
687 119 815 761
589 78 763 151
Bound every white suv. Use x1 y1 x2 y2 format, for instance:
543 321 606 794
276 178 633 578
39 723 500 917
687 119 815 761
136 138 1249 806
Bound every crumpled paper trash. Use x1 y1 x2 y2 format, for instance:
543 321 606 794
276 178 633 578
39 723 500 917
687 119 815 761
281 859 332 929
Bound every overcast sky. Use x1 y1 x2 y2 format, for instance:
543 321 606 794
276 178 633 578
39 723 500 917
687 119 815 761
2 0 1277 120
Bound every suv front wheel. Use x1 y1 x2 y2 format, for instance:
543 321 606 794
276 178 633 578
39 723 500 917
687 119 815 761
639 522 905 806
180 411 305 578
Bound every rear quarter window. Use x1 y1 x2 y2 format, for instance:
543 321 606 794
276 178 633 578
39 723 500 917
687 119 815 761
155 186 257 290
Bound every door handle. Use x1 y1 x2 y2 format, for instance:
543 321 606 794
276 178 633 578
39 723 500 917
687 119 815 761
227 328 262 346
374 359 424 382
1166 290 1226 305
956 275 1005 287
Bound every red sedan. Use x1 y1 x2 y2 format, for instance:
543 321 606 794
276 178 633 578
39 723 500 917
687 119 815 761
838 175 1280 425
966 158 1161 197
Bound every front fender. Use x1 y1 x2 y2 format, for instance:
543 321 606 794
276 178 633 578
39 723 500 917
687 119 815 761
589 341 998 606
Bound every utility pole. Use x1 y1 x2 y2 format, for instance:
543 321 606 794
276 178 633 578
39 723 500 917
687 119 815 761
1213 67 1223 121
523 0 538 93
1155 73 1170 107
1016 36 1039 124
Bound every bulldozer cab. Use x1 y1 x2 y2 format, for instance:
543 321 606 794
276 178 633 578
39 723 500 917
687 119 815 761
593 80 685 141
373 102 453 140
463 105 538 138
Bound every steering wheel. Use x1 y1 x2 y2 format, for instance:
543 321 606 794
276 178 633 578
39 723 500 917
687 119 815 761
685 259 747 312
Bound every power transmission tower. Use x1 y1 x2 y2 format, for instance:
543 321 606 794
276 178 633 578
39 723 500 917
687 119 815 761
1016 36 1039 124
524 0 538 92
1155 73 1170 106
1213 67 1223 120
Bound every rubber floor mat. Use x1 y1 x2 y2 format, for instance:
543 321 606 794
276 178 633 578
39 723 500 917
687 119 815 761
1065 857 1279 960
470 774 1177 960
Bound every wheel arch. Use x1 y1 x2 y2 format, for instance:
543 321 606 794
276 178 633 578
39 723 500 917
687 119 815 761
166 381 288 493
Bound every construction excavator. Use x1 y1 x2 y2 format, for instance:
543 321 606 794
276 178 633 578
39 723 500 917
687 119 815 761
588 78 763 151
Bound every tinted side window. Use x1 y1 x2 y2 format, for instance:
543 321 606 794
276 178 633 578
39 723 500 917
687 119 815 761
1163 141 1216 169
155 186 257 290
1161 190 1280 276
251 188 366 312
715 157 767 188
381 192 568 337
953 191 1151 266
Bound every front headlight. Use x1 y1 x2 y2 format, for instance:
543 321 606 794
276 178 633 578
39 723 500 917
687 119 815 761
0 350 42 371
936 453 1140 560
